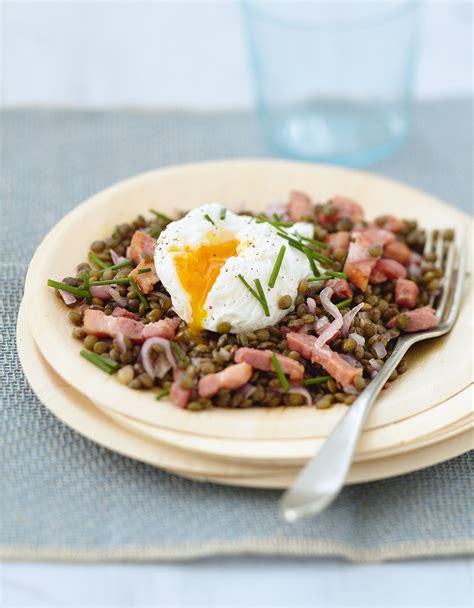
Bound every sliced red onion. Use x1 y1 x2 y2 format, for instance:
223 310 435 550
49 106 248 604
237 383 256 399
139 337 176 379
408 263 422 277
369 358 382 371
341 302 364 336
287 386 313 405
109 286 128 307
90 285 111 300
297 324 312 334
372 341 387 359
150 291 171 301
339 353 362 368
315 316 329 331
126 246 131 259
109 249 127 265
115 332 127 353
316 288 343 347
358 311 369 319
319 287 341 321
344 384 360 395
349 332 365 346
154 355 172 379
306 297 317 314
370 370 379 379
59 289 77 305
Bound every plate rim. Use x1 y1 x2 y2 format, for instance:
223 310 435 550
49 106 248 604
23 158 474 443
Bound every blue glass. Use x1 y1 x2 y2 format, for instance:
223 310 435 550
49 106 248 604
241 1 421 166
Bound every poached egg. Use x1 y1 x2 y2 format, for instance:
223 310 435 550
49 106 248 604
155 203 314 333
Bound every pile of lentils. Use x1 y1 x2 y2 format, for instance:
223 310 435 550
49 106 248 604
58 204 446 411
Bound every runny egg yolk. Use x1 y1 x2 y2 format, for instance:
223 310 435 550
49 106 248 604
173 238 239 331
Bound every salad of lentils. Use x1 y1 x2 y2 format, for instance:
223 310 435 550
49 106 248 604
47 192 447 411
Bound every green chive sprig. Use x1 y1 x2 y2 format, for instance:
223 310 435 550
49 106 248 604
238 274 270 317
170 341 187 364
336 298 352 309
303 375 331 386
268 245 286 288
271 353 290 391
88 252 108 269
204 213 216 226
99 259 132 276
137 267 152 274
129 277 150 310
47 279 89 299
297 234 328 249
150 209 172 224
220 208 227 220
80 350 120 374
156 389 171 401
326 270 348 279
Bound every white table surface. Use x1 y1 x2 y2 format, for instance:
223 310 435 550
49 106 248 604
2 3 473 606
1 557 473 607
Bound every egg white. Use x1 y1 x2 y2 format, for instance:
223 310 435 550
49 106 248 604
155 203 315 333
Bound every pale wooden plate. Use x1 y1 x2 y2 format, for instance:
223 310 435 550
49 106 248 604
96 396 473 465
24 160 473 450
17 302 473 487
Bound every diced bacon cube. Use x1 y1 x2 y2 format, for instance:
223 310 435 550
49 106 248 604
326 231 351 253
198 362 253 398
129 231 157 264
128 260 159 294
369 259 407 284
288 191 313 222
387 307 438 332
384 240 411 265
325 278 353 300
395 279 419 308
234 347 304 381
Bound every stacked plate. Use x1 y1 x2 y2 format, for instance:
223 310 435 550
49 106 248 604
19 161 473 488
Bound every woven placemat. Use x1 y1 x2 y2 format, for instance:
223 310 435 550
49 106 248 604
1 103 473 562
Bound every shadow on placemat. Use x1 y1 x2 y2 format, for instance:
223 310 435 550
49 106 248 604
1 106 473 562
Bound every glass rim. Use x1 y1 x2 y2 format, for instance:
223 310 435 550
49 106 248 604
241 0 420 31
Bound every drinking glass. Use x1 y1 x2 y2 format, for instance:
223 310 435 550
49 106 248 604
241 1 421 166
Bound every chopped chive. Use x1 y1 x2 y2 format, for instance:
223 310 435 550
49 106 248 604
82 271 91 303
307 275 335 282
254 278 270 317
204 213 216 226
130 277 149 310
80 350 120 374
47 279 89 299
257 215 293 228
237 274 261 301
336 298 352 309
150 227 162 238
297 234 328 249
268 245 286 288
303 375 331 386
99 259 132 276
340 249 349 271
272 212 280 222
309 250 334 265
271 353 290 391
156 389 171 401
137 267 152 274
150 209 172 223
326 270 347 279
220 208 227 220
88 251 108 269
89 278 131 286
170 341 187 363
302 245 320 277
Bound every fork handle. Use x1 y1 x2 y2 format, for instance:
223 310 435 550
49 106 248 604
280 339 411 522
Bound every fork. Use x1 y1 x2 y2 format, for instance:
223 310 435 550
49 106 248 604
280 230 466 522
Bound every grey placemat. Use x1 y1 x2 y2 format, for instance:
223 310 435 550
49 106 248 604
1 102 473 563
